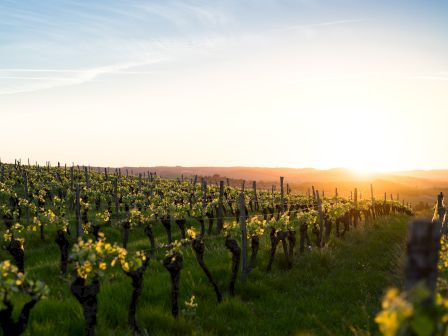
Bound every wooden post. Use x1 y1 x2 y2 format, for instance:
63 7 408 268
75 184 82 239
252 181 258 211
335 188 338 198
70 166 74 189
354 188 358 228
23 172 30 225
312 186 316 200
437 192 445 221
280 176 285 213
241 180 245 192
84 166 90 189
201 178 207 212
405 219 442 299
217 181 224 233
370 184 375 219
114 177 119 214
239 192 248 282
316 190 324 247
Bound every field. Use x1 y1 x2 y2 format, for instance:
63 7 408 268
0 163 416 336
2 214 410 336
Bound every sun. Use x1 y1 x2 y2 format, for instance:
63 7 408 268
343 146 400 175
350 167 374 177
347 160 400 176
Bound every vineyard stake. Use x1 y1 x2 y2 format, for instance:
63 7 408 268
316 190 324 247
217 181 224 234
253 181 258 211
354 188 358 229
405 219 442 302
239 192 248 282
280 176 285 213
75 183 82 239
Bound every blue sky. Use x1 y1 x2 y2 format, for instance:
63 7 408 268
0 1 447 170
1 0 447 91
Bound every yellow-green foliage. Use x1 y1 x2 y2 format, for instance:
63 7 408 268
0 260 49 309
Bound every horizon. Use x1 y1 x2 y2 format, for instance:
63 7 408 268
3 159 448 175
1 1 448 171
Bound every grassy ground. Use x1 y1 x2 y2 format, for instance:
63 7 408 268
1 215 410 336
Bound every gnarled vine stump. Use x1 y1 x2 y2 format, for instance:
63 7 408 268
0 299 38 336
192 238 222 302
55 229 70 274
125 256 150 335
70 277 100 336
163 253 183 317
224 237 241 296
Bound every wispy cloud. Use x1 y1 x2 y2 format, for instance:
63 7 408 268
2 0 444 98
281 18 365 32
0 59 162 95
0 69 81 73
135 1 232 30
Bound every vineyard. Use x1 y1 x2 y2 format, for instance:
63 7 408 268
0 161 414 336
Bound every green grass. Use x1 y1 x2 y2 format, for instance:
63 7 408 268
1 215 410 336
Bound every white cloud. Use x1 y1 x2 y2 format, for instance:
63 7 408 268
0 59 162 95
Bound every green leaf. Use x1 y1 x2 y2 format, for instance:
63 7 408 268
410 315 434 336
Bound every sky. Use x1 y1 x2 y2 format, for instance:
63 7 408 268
1 0 447 172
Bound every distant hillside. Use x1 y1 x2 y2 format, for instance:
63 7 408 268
119 166 448 186
113 166 448 204
120 166 367 182
393 170 448 181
